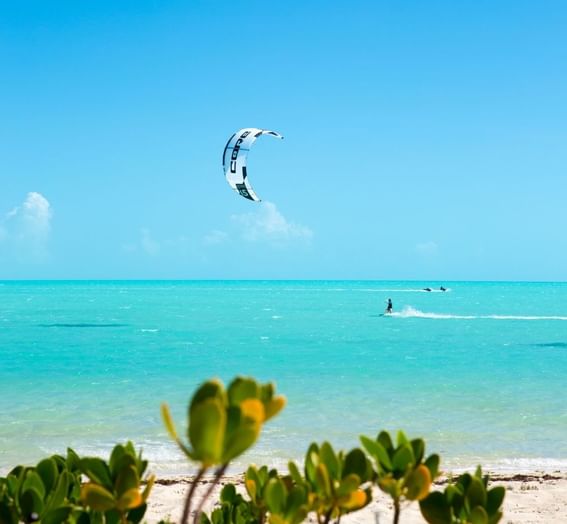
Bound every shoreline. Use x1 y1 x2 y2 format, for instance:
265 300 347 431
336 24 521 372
145 472 567 523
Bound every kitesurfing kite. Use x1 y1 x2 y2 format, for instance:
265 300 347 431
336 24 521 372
222 128 284 201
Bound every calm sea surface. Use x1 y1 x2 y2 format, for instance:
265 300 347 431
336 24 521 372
1 281 566 476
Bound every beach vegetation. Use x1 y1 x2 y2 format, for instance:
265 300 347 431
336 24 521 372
419 467 505 524
0 443 152 524
160 377 286 524
360 430 439 523
0 376 506 524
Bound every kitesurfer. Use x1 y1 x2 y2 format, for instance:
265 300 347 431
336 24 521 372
386 298 393 314
440 286 446 292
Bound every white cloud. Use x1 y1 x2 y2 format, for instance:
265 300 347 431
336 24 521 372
203 229 228 246
231 202 313 246
0 192 53 259
140 228 160 256
123 230 194 257
416 241 439 256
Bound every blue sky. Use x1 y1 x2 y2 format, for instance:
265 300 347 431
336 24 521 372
1 0 566 280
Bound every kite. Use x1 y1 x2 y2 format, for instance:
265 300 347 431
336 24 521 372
222 128 284 201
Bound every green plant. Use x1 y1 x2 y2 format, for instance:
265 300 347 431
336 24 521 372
0 449 83 524
297 442 372 524
161 376 286 524
200 483 257 524
244 466 279 523
361 430 439 524
79 442 154 524
419 467 505 524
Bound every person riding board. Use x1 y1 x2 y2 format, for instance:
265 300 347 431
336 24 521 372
386 298 393 314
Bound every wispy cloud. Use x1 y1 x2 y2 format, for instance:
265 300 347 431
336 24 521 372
123 228 161 256
0 192 53 259
203 229 228 246
230 202 313 246
415 240 439 257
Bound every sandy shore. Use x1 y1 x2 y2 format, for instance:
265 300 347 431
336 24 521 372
145 472 567 524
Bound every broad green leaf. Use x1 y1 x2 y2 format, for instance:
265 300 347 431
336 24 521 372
424 454 440 480
41 506 73 524
115 465 139 498
392 444 415 473
227 377 259 406
190 380 225 416
419 492 452 524
360 436 392 471
377 431 394 452
336 474 360 498
81 483 115 512
315 464 331 498
36 458 58 494
264 478 285 515
44 470 70 513
22 470 46 500
109 445 127 478
189 397 226 466
405 465 432 501
286 485 307 517
319 442 339 481
304 443 319 484
66 448 81 472
467 476 487 509
287 461 303 485
222 408 261 463
20 488 44 520
470 505 489 524
396 431 409 447
343 448 368 480
486 486 505 515
410 439 425 465
80 458 113 490
127 503 147 524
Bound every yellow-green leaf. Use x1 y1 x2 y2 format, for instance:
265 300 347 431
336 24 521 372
264 396 286 421
189 397 226 466
405 465 432 501
115 465 139 498
161 403 178 440
116 488 143 511
81 483 116 512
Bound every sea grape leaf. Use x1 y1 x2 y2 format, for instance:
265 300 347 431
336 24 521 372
80 484 115 512
189 398 226 466
419 491 452 524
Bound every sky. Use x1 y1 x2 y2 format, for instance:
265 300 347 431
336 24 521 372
1 0 566 280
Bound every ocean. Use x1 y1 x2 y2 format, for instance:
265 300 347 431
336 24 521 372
1 280 566 477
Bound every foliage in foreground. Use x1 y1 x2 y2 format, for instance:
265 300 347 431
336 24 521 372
0 443 152 524
1 376 506 524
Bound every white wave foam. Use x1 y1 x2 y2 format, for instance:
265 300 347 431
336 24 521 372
140 328 159 332
363 288 451 293
390 306 567 321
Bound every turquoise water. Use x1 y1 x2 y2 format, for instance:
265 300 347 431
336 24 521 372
1 281 567 476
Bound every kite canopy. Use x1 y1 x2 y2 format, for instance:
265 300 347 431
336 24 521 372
222 128 284 202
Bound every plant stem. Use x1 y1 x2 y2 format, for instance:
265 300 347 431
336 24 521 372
393 499 400 524
181 467 207 524
323 507 334 524
193 463 228 524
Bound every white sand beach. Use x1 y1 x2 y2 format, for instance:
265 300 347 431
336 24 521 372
145 473 567 524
